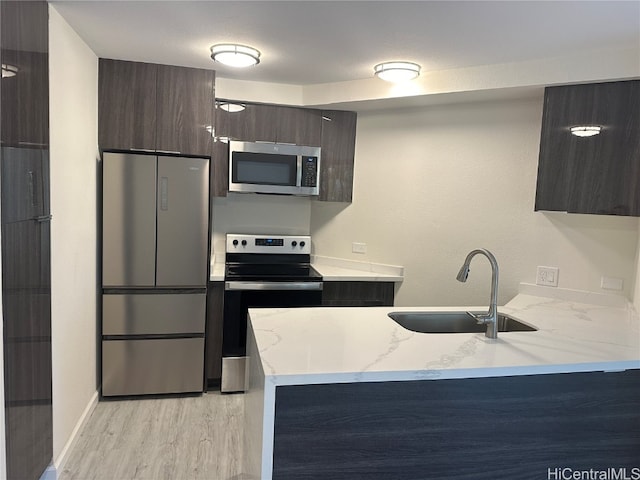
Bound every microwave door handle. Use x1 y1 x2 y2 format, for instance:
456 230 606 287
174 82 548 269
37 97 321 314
296 155 303 187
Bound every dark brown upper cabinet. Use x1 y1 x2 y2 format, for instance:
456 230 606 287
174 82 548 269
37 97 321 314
535 80 640 216
99 59 215 157
0 1 49 148
320 110 357 203
98 59 157 151
213 101 356 201
215 101 321 146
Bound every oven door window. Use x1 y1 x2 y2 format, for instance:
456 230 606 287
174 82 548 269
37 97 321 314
231 152 297 186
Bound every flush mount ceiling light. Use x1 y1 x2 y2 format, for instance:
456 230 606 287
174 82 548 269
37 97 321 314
374 61 421 82
218 102 246 113
1 63 18 78
570 125 602 137
210 44 260 68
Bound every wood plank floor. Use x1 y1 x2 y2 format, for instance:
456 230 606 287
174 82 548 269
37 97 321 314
58 392 245 480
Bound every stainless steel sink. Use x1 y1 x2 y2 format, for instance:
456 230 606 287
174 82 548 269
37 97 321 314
388 311 537 334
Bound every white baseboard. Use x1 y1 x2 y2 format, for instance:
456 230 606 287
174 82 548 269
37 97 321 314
52 390 99 477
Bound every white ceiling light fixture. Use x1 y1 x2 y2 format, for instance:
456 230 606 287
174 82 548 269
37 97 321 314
1 63 18 78
210 44 260 68
374 61 421 82
570 125 601 137
218 102 246 113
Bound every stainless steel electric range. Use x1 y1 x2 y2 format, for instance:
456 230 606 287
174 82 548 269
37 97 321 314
221 234 323 393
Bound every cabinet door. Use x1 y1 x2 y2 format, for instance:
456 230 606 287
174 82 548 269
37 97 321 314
156 156 209 287
322 281 394 307
319 110 357 202
1 147 50 223
98 59 157 150
156 65 215 156
102 152 157 287
231 103 278 142
0 1 48 148
535 80 640 216
275 106 322 146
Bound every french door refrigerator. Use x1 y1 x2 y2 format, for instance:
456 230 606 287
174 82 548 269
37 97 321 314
101 152 209 396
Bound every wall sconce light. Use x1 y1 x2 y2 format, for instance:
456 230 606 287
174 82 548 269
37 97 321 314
570 126 601 137
374 62 421 82
1 63 18 78
210 44 260 68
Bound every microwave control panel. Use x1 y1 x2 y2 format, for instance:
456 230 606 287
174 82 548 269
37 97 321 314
301 156 318 187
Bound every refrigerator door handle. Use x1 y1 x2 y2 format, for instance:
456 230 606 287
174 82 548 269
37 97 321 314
160 177 169 211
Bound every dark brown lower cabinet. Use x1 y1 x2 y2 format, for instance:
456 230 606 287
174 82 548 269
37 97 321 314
272 370 640 480
1 221 52 480
322 281 395 306
205 282 224 388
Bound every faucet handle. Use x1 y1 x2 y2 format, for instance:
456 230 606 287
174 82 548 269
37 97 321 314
466 311 491 325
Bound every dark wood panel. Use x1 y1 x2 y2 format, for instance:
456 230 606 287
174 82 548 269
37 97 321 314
205 282 225 386
535 80 640 216
4 399 52 480
0 50 49 147
1 147 49 223
231 103 278 142
319 110 357 202
156 65 215 156
322 281 394 307
0 1 49 148
1 2 53 479
98 59 157 150
273 370 640 480
1 220 51 290
210 141 229 197
276 106 322 146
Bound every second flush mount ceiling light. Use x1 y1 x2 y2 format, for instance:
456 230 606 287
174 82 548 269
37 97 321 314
374 61 421 82
210 44 261 68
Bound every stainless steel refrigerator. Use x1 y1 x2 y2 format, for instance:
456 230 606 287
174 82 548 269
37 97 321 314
101 152 209 396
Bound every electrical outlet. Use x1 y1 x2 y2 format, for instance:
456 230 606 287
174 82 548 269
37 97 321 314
601 276 623 291
352 242 367 254
536 266 559 287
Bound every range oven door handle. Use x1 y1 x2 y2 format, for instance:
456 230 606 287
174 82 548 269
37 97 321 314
225 281 323 291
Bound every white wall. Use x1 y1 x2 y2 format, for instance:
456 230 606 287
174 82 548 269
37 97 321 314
49 5 98 466
211 193 311 255
310 95 638 306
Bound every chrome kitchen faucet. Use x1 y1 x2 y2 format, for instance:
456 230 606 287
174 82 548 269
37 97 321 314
456 249 499 339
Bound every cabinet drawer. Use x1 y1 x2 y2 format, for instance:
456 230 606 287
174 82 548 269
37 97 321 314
102 338 204 396
103 293 206 335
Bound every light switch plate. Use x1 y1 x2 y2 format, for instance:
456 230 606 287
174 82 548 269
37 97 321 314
536 266 559 287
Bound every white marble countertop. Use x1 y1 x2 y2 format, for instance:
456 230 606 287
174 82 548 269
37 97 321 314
209 253 404 282
248 284 640 386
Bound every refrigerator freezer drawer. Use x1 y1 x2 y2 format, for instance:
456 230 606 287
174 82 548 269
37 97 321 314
102 293 206 335
102 338 204 396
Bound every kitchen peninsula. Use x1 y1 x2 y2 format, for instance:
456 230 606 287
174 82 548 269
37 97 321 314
243 284 640 480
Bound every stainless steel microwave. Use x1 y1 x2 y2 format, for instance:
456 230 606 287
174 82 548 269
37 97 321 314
228 141 321 196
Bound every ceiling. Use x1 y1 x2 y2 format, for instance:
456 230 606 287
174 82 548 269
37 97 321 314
51 0 640 87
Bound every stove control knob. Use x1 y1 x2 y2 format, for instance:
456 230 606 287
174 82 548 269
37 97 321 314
292 241 297 247
300 241 306 248
241 240 247 247
232 239 239 247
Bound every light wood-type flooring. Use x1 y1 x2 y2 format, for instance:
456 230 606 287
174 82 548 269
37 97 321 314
58 392 245 480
